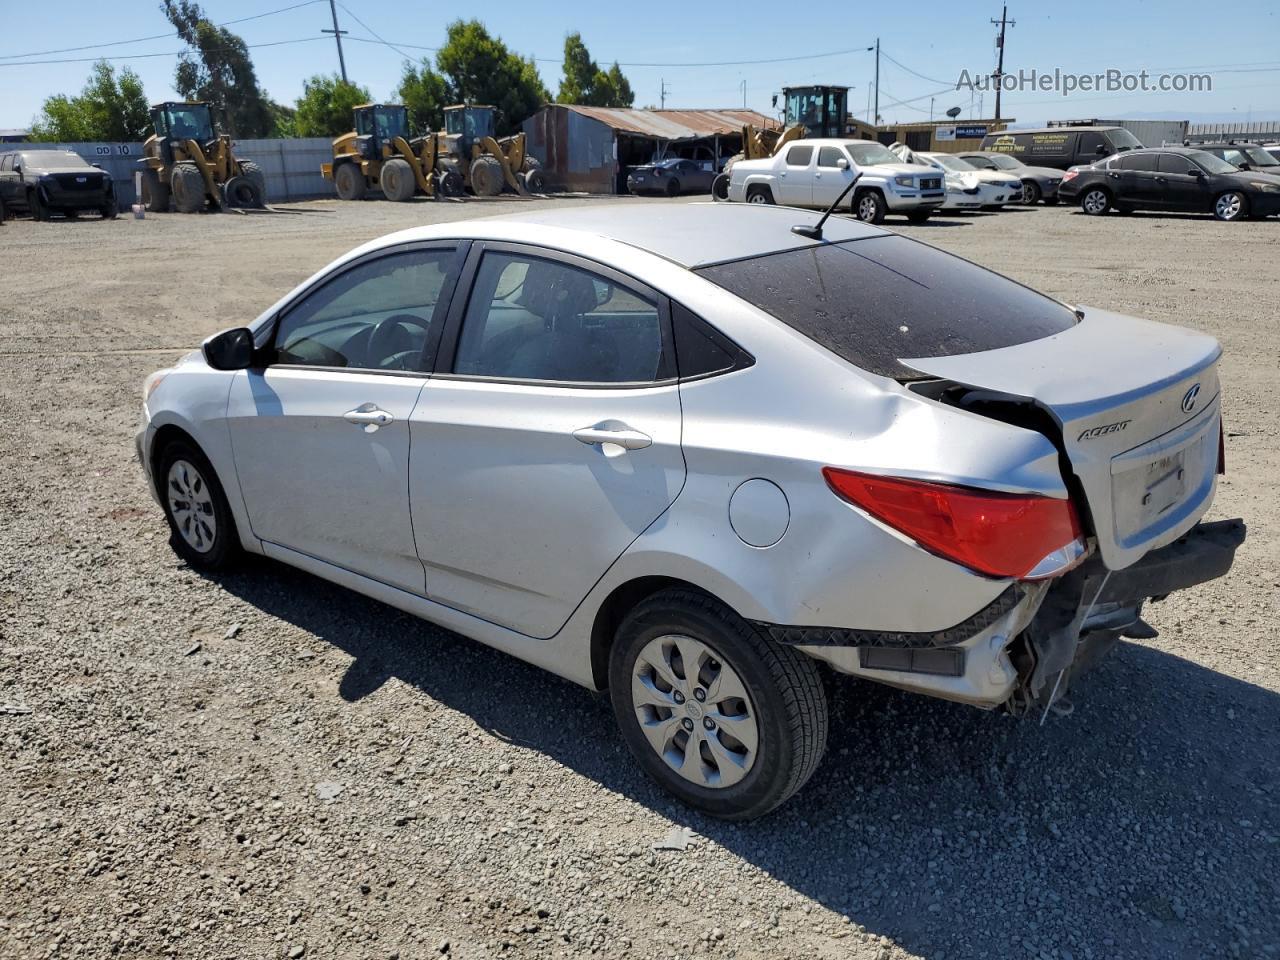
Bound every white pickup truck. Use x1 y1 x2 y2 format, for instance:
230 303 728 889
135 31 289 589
725 138 945 223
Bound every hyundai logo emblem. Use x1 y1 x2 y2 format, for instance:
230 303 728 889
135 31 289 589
1181 383 1201 414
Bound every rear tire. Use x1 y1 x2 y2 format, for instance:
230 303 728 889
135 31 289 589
745 184 774 205
609 589 828 820
1021 180 1042 205
100 202 118 220
470 155 504 196
1080 187 1111 215
854 189 886 223
156 440 241 572
1214 190 1248 222
334 162 367 201
664 177 680 197
380 157 417 201
29 189 49 221
141 168 170 212
171 163 205 213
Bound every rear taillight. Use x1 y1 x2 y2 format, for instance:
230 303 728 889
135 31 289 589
823 467 1085 580
1061 170 1078 183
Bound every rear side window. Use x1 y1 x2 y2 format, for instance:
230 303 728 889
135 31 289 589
784 145 813 166
1119 153 1158 171
696 237 1079 379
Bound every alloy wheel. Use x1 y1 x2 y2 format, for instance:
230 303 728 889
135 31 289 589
747 191 768 204
630 634 758 788
858 195 877 220
167 459 217 553
1216 193 1242 220
1083 190 1108 214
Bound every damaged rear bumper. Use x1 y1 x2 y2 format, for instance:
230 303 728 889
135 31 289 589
770 518 1245 711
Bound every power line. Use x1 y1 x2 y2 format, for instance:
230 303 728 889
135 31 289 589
878 49 951 86
0 0 326 62
337 2 415 63
0 36 328 67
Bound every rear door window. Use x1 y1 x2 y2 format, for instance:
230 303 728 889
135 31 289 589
696 236 1078 379
1119 153 1158 171
784 145 813 167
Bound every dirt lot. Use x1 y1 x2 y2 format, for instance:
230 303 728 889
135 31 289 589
1 196 1277 960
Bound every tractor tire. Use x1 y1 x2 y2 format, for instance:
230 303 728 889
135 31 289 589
712 173 730 201
334 162 367 201
436 166 465 198
223 175 263 209
381 158 417 201
520 155 543 175
522 167 547 193
470 155 504 197
141 168 170 212
171 163 206 213
237 160 267 206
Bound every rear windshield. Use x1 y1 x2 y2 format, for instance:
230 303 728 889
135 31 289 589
696 236 1079 379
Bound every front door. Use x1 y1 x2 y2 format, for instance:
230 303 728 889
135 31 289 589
409 245 686 638
812 145 854 208
226 244 461 592
1156 153 1213 213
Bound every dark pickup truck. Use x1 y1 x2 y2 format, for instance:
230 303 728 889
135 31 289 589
0 150 117 220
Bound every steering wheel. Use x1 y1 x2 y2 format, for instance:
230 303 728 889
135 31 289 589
367 313 430 370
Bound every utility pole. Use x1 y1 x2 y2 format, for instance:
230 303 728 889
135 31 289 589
873 38 880 127
660 79 671 109
990 5 1015 120
741 79 747 109
323 0 349 84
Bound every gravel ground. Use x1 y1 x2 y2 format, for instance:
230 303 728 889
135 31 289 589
1 196 1277 960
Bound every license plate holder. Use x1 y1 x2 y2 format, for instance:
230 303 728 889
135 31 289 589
1140 451 1186 521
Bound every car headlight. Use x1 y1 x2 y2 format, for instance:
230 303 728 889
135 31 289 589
143 370 170 404
894 175 914 187
1249 181 1280 193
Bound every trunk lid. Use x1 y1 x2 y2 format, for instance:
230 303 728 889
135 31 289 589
902 307 1222 570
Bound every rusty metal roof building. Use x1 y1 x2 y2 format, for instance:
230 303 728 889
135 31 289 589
556 106 779 140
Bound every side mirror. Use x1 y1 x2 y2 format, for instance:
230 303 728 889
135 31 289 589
836 157 849 169
1193 168 1206 178
1095 145 1109 155
202 327 255 370
12 163 20 174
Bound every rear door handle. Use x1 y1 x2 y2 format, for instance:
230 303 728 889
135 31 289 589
573 425 652 450
344 406 394 431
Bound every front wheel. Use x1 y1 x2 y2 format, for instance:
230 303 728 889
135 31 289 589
609 589 828 820
1021 180 1042 205
1214 191 1248 222
1080 187 1111 215
745 185 774 205
854 190 886 223
156 440 241 571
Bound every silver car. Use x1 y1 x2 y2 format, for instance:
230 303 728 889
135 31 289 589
137 203 1244 819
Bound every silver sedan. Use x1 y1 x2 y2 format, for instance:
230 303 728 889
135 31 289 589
137 203 1243 819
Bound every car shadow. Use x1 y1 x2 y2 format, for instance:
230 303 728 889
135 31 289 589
207 558 1279 959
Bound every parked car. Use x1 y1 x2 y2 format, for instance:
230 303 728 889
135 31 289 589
1059 147 1280 220
957 151 1064 204
627 158 717 196
726 139 944 223
980 126 1143 171
0 150 117 220
137 203 1244 819
1186 141 1280 179
915 152 1019 210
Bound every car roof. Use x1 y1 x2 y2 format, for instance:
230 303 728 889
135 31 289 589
385 203 890 269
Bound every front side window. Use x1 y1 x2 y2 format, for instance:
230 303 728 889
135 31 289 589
1158 154 1200 176
454 253 665 384
697 236 1078 379
785 145 813 167
274 249 456 370
1078 132 1107 157
817 146 845 168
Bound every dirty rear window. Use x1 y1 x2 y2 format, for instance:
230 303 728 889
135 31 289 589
695 236 1078 379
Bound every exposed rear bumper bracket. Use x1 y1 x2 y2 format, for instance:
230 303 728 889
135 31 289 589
1090 518 1246 606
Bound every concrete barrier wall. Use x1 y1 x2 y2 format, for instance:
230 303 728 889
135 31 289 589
13 138 335 208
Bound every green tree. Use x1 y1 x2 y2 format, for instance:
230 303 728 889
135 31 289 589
556 33 634 108
268 99 297 139
162 0 275 138
433 20 549 135
29 61 150 142
292 75 372 138
397 60 449 134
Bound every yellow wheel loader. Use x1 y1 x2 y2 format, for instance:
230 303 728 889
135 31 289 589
321 104 460 202
139 102 266 213
438 104 545 197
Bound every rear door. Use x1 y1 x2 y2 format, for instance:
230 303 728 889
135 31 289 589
408 243 685 638
777 144 815 206
1116 152 1159 205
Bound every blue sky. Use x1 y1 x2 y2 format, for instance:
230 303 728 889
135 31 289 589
2 0 1277 131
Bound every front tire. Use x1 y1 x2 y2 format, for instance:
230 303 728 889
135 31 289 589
171 163 206 213
1021 180 1042 205
380 157 417 201
156 440 240 571
854 189 886 224
1080 187 1111 215
745 185 774 205
1214 191 1248 222
609 589 829 820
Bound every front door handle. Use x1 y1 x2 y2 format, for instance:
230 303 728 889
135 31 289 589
344 405 394 432
573 424 652 450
